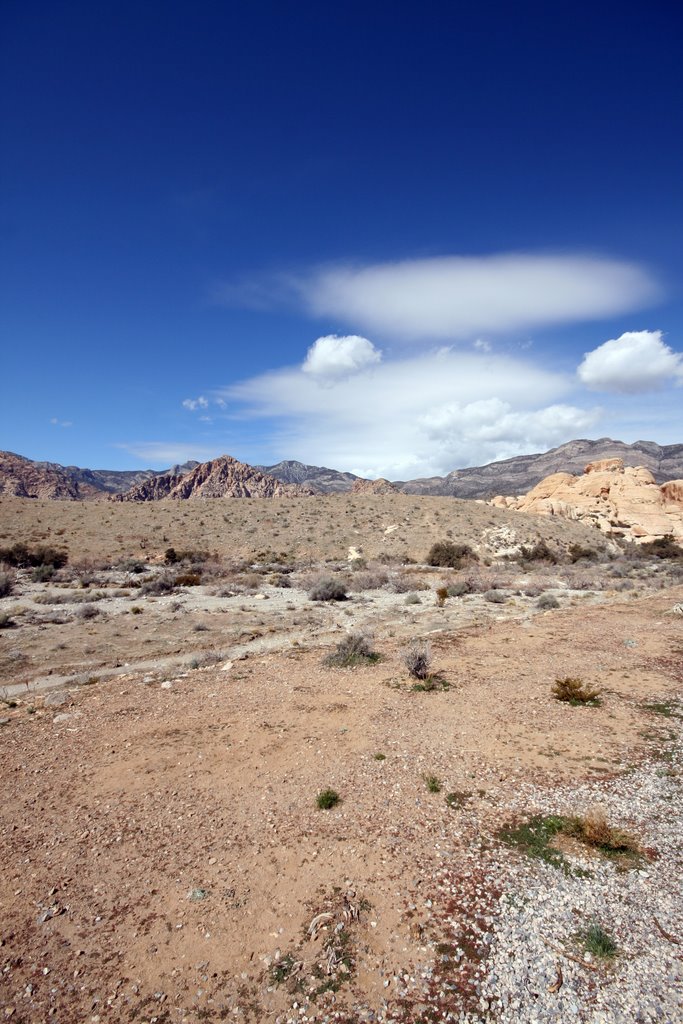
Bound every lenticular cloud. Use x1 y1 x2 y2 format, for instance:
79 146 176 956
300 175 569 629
300 254 659 339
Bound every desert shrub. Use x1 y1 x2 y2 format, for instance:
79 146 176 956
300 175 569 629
537 592 559 610
309 577 348 601
271 573 292 588
174 573 202 587
519 540 560 564
424 774 442 793
639 535 683 559
348 569 389 592
568 543 599 563
323 632 380 668
447 580 472 597
316 788 340 810
140 574 177 596
77 603 100 620
119 558 147 574
0 543 68 569
435 586 448 607
165 547 211 565
0 611 13 628
405 592 421 605
392 574 429 593
552 677 600 705
0 570 15 598
31 564 55 582
484 589 506 604
426 541 478 569
403 642 432 680
349 557 367 571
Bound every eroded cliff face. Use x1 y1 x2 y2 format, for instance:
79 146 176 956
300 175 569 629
491 458 683 544
113 455 314 500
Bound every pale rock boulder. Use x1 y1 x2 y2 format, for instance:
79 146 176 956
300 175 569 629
491 459 683 545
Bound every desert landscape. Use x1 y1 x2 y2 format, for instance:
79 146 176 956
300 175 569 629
1 471 681 1024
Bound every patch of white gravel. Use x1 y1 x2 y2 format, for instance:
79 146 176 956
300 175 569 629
461 738 682 1024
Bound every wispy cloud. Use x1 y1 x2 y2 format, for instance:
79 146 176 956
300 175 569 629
115 442 222 467
50 417 73 428
215 252 660 340
182 396 209 411
578 330 683 393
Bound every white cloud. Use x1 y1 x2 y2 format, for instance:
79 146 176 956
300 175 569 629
115 442 222 466
473 339 491 353
49 417 73 428
296 254 659 339
578 330 683 393
302 334 381 380
182 396 209 411
222 348 599 477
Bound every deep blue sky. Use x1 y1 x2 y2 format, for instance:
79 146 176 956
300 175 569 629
1 1 681 476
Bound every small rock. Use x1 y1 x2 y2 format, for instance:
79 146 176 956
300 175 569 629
221 661 233 672
160 680 173 689
44 691 71 708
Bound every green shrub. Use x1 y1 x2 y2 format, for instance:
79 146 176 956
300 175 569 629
520 540 559 564
579 924 618 959
317 788 340 810
639 535 683 559
537 592 559 610
484 589 506 604
426 542 478 569
0 544 68 569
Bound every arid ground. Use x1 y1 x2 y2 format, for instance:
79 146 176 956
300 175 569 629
0 495 681 1023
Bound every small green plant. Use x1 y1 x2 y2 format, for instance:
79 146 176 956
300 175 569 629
270 953 297 986
424 774 442 793
537 592 560 610
373 753 386 761
643 701 682 719
323 632 380 668
498 809 643 873
130 605 143 614
317 788 340 809
579 923 618 959
552 677 601 706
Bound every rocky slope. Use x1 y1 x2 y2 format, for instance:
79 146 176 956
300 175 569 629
256 459 360 493
397 438 683 498
491 457 683 544
351 477 399 495
0 451 199 499
0 451 99 499
113 455 314 500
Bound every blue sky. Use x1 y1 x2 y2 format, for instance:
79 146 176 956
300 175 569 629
1 1 682 477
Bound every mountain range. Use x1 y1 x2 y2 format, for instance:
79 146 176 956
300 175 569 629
1 438 682 501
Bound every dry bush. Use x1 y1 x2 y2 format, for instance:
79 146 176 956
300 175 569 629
537 592 560 610
77 603 100 620
426 541 478 569
570 808 641 854
0 568 15 598
347 569 389 592
140 573 177 596
391 574 429 593
323 632 380 668
174 573 202 587
552 676 600 705
403 642 432 680
309 576 348 601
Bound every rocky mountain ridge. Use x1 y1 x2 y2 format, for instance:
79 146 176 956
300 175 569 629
3 439 683 501
112 455 313 500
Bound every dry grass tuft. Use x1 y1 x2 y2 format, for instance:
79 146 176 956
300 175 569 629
552 676 601 706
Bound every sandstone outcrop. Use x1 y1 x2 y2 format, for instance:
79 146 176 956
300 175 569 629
491 459 683 544
113 455 314 500
351 477 399 495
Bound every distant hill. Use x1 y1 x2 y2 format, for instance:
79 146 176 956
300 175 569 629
113 455 314 500
395 438 683 498
256 460 360 494
3 439 683 501
0 451 199 500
